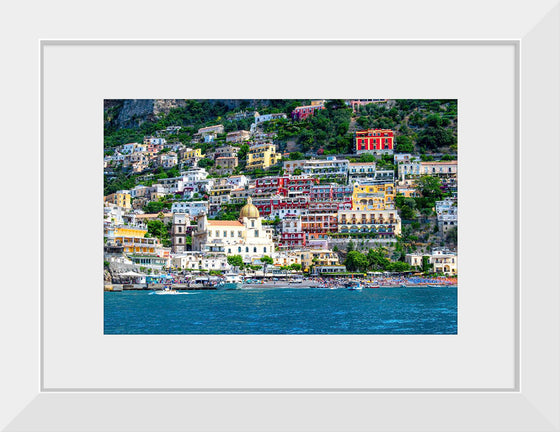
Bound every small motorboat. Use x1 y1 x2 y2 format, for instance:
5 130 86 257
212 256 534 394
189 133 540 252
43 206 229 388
155 286 179 295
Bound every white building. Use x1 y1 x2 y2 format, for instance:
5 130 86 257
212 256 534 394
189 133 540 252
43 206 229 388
284 156 349 180
171 201 209 217
406 249 457 275
172 252 232 272
398 160 458 180
348 162 395 184
192 198 275 263
251 112 287 132
227 175 249 189
430 249 458 275
436 197 458 234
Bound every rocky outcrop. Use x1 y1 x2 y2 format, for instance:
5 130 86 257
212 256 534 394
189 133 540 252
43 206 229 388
105 99 187 129
104 99 274 131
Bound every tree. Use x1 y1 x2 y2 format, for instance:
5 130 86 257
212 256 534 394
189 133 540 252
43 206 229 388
145 220 171 247
197 158 215 169
290 151 304 160
399 205 416 220
422 255 432 273
237 143 250 161
386 261 411 272
417 126 456 151
227 255 244 268
426 114 443 127
366 247 390 271
261 255 274 265
347 240 355 252
289 263 302 272
394 135 415 153
358 153 376 163
345 251 368 272
293 168 303 175
143 201 167 214
416 175 444 200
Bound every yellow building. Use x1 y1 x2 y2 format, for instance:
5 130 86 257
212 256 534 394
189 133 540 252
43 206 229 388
181 147 204 160
246 143 282 170
112 226 160 255
300 249 340 272
338 209 401 237
352 183 395 210
104 192 131 209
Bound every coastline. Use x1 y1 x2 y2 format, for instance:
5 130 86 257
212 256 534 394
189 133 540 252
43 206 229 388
104 282 457 291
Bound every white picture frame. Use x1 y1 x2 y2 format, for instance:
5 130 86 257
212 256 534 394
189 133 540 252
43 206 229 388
2 1 559 430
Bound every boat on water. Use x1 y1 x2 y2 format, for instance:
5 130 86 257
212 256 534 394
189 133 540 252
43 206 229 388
155 286 179 295
347 281 363 291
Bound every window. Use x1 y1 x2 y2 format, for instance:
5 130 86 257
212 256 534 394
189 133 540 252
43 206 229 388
246 247 249 253
238 247 241 253
254 230 259 237
254 247 257 253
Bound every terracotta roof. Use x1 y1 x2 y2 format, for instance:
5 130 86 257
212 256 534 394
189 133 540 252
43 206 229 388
207 220 243 227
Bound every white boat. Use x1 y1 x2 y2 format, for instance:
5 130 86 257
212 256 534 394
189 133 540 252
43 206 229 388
155 287 179 295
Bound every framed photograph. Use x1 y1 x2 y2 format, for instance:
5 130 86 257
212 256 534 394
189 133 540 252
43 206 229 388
3 1 559 430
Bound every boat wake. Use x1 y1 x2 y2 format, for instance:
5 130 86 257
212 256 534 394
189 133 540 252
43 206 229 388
149 291 199 295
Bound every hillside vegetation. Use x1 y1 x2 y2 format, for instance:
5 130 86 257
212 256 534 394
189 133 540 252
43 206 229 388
104 99 457 156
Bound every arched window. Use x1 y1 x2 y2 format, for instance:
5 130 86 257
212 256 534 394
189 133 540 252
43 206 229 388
264 247 267 253
253 247 257 253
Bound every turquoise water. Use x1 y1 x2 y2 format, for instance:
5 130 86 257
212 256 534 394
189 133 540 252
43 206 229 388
104 286 457 335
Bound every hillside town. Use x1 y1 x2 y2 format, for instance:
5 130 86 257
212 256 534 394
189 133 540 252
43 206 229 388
104 99 458 289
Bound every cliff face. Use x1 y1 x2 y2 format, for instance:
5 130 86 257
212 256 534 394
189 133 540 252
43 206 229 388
105 99 187 129
104 99 273 130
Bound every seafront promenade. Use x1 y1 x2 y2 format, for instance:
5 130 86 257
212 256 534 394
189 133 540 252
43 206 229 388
104 275 457 292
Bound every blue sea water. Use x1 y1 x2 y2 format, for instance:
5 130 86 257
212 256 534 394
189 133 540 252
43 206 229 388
104 286 457 335
104 287 457 335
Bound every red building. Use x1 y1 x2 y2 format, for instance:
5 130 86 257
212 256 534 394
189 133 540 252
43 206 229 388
254 175 319 198
355 129 395 155
279 232 306 249
301 213 338 238
292 102 325 121
253 196 309 219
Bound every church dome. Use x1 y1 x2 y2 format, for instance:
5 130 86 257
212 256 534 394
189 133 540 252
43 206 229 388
239 197 260 219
